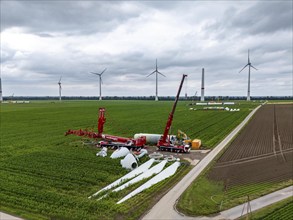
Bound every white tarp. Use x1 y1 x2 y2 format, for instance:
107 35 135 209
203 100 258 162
117 161 181 204
113 160 168 193
89 158 155 198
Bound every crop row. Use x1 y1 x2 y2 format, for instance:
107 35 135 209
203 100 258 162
253 200 293 220
0 100 260 219
178 104 293 216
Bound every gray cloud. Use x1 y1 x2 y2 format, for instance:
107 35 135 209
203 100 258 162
205 1 292 37
1 1 142 35
0 1 292 97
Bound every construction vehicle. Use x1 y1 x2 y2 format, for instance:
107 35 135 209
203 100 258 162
157 74 192 153
65 108 146 150
177 129 192 145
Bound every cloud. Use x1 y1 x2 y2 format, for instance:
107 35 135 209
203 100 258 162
1 1 142 35
0 1 292 97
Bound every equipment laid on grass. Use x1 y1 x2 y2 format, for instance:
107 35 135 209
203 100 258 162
120 153 138 170
117 161 181 204
157 74 194 153
65 108 146 150
134 133 176 145
110 147 130 159
89 158 155 198
96 147 107 157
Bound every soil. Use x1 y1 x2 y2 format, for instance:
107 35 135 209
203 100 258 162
208 104 293 187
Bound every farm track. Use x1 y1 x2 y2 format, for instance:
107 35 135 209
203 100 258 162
209 104 293 187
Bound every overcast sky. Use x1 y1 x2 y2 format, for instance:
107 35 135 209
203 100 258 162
1 0 292 97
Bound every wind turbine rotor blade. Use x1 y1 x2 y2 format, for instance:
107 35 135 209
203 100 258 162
248 49 250 63
250 65 258 70
100 68 107 75
239 64 249 73
147 71 156 77
58 76 62 83
157 71 166 77
90 72 100 75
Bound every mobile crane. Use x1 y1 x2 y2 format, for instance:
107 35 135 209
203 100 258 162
65 108 146 150
157 74 191 153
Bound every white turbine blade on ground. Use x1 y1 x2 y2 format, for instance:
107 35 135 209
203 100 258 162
112 160 168 193
89 158 155 198
157 71 166 77
239 64 249 73
117 161 180 204
250 64 258 70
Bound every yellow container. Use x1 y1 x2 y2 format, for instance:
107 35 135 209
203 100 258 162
191 139 201 150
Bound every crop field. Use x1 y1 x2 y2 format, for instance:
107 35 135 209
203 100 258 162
240 197 293 220
0 100 259 219
178 104 293 216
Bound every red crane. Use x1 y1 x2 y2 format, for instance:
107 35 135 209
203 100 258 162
157 74 190 153
65 108 146 150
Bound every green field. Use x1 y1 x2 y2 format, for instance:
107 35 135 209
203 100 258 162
0 100 259 219
177 102 293 217
177 175 292 216
238 197 293 220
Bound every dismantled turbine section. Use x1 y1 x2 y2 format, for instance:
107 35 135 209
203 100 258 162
89 158 155 198
96 147 107 157
120 153 138 170
113 159 168 193
117 161 181 204
110 147 130 159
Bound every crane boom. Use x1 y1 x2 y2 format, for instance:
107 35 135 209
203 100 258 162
65 107 146 150
158 74 187 146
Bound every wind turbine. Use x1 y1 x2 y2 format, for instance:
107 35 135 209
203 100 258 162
0 77 3 102
58 76 62 101
147 59 166 101
239 50 258 101
90 68 106 101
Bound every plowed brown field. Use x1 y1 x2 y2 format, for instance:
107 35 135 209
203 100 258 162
209 104 293 187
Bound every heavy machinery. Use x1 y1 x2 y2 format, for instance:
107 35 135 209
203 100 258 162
177 129 192 145
65 108 146 150
157 74 191 153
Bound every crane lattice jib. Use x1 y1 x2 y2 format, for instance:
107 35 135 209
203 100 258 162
160 74 187 144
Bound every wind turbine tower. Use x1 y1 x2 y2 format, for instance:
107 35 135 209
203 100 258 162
201 68 205 101
239 50 258 101
58 76 62 101
0 77 2 102
90 68 107 101
147 59 166 101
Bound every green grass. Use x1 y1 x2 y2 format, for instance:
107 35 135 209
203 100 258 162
177 175 292 216
0 100 259 219
238 197 293 220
